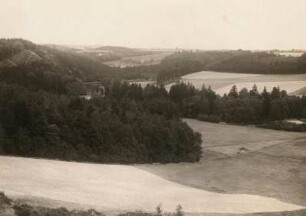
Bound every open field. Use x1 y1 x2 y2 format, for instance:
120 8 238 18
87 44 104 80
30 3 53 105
166 71 306 95
0 155 304 214
292 86 306 95
140 119 306 207
104 52 172 68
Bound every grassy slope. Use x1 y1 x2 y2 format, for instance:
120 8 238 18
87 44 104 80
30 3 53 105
139 119 306 207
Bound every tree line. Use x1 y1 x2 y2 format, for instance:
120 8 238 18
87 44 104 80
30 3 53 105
169 82 306 124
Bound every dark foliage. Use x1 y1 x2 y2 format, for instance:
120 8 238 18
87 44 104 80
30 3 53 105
14 204 104 216
0 38 37 61
0 64 76 94
167 83 306 125
258 121 306 132
0 81 202 163
0 191 12 206
12 199 182 216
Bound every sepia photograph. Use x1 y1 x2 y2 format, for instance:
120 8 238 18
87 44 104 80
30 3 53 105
0 0 306 215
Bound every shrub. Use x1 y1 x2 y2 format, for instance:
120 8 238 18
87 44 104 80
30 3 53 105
258 121 306 132
197 114 221 123
13 204 104 216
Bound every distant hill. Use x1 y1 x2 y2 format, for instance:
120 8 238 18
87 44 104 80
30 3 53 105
156 50 306 82
93 45 137 52
76 45 165 62
0 39 163 84
0 38 116 82
2 39 305 84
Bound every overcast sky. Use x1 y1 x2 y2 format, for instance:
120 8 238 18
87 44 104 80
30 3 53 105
1 0 306 50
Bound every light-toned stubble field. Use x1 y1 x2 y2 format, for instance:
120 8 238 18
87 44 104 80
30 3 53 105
166 71 306 96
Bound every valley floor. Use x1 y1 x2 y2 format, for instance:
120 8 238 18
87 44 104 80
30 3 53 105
0 119 306 215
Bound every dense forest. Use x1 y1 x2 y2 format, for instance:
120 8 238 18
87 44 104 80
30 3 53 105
0 82 202 163
168 83 306 124
0 39 305 164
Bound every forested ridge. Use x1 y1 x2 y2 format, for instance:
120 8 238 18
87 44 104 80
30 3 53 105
156 50 306 82
101 50 306 83
0 39 202 164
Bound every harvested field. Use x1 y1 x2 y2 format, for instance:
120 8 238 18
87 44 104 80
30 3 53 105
104 52 172 68
0 156 304 214
292 86 306 95
166 71 306 95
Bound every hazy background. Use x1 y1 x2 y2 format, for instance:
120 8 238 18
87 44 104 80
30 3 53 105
1 0 306 50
